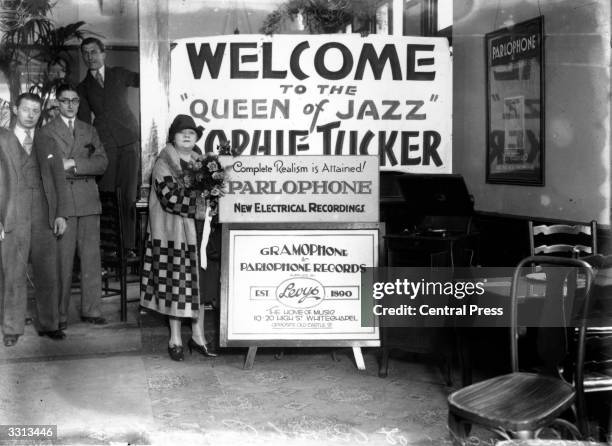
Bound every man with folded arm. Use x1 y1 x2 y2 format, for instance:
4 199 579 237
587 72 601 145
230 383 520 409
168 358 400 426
41 83 109 329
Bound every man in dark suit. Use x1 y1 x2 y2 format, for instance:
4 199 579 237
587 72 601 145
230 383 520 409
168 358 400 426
0 93 69 347
0 121 13 328
42 83 109 329
0 128 12 239
77 37 139 251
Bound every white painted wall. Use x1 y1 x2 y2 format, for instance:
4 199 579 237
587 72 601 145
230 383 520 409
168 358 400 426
453 0 611 225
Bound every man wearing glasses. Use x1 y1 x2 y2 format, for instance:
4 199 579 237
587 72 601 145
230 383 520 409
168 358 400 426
41 83 108 329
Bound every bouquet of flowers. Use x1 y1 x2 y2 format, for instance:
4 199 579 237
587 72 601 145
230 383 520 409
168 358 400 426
217 140 240 157
183 145 233 216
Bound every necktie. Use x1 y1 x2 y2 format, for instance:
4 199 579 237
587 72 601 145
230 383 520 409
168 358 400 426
94 70 104 87
23 129 33 155
68 119 74 136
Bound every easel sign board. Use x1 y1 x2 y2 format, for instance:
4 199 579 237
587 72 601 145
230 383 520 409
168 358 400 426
220 223 382 348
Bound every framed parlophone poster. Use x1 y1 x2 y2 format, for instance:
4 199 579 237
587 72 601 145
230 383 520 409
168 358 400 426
485 16 544 185
220 223 383 347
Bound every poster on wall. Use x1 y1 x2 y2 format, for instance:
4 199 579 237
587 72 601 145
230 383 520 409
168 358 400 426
218 155 379 223
220 225 380 346
485 16 544 185
170 34 452 173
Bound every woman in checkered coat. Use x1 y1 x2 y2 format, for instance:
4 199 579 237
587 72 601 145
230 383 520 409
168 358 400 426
140 115 217 361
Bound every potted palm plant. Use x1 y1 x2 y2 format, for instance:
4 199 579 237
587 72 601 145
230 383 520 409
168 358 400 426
0 0 93 126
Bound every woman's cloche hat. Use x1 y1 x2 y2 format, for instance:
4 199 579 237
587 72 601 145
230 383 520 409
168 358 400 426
168 114 204 142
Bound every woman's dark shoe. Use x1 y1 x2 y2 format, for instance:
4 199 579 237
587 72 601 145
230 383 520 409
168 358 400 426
38 330 66 340
168 344 184 361
187 338 217 357
3 334 19 347
81 316 107 325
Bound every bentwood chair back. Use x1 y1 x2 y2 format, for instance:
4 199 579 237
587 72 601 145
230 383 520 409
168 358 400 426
447 256 595 444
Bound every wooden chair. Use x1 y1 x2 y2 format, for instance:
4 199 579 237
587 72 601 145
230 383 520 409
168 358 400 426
448 256 595 444
580 255 612 389
580 324 612 439
529 220 611 437
573 254 612 439
100 188 140 322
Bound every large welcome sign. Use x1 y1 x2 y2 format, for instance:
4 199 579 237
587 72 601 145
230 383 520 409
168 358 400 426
170 34 452 172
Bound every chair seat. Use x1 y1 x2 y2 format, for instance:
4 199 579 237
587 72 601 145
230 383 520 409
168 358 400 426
448 372 575 431
584 368 612 392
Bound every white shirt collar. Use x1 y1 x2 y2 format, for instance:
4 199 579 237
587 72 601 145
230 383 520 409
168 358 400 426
14 125 34 146
91 65 105 81
60 115 74 129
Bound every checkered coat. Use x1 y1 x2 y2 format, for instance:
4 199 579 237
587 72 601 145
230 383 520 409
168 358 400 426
140 144 205 318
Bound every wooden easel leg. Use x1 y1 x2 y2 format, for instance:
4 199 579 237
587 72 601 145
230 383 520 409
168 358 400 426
378 347 389 377
243 346 257 369
378 326 389 377
352 347 366 370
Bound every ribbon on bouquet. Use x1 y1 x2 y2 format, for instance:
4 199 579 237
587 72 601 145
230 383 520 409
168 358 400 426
200 205 212 270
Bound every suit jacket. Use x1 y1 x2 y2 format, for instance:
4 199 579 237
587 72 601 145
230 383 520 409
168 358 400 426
0 129 16 229
41 117 109 217
0 127 70 231
77 66 139 149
